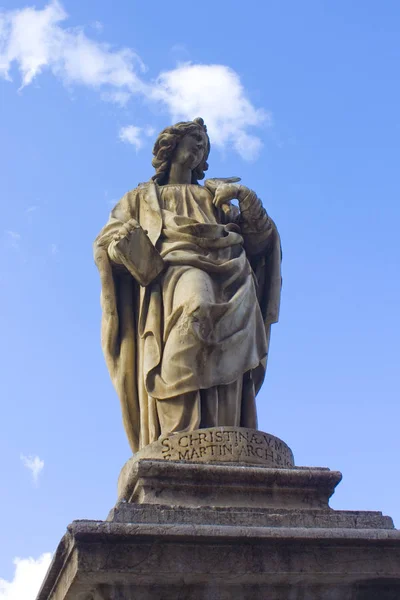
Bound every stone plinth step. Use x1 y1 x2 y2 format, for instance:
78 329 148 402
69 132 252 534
107 502 395 530
118 458 342 509
37 512 400 600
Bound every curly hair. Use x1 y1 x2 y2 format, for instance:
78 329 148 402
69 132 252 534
151 117 210 185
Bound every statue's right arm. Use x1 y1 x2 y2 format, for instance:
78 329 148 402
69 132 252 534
95 192 165 287
107 218 142 266
95 190 139 250
95 190 142 264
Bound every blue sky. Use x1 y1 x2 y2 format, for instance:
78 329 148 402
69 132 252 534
1 0 400 596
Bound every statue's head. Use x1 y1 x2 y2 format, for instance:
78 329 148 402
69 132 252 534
152 117 210 185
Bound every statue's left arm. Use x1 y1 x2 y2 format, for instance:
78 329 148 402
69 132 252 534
209 180 278 257
210 180 282 330
235 186 276 257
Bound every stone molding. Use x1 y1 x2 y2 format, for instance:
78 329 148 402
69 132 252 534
118 458 341 509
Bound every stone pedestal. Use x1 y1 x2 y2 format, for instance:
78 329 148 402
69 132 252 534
37 429 400 600
118 459 341 509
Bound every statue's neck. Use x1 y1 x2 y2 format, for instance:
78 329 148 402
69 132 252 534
167 162 192 185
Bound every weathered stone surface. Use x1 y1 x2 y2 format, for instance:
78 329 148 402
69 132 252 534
123 427 294 468
118 458 340 508
37 510 400 600
107 502 395 530
36 454 400 600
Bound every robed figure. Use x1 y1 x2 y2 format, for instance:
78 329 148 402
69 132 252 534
94 118 281 453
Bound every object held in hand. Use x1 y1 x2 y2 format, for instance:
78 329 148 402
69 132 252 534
112 224 165 287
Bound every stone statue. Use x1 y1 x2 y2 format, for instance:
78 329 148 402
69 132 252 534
94 118 281 453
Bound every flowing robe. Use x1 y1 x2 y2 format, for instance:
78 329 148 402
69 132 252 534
94 182 281 453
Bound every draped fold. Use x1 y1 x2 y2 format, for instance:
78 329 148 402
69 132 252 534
94 182 281 452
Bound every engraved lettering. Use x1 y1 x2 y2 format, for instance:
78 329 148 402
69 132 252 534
255 447 264 458
190 447 200 459
178 449 190 459
159 429 293 468
238 445 248 457
161 438 171 453
209 444 218 456
263 435 273 447
222 443 233 455
247 444 256 456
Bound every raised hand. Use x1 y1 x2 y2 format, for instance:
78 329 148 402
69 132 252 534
204 177 248 213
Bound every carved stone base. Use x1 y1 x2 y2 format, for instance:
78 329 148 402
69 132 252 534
118 459 341 509
127 427 295 467
37 501 400 600
36 433 400 599
117 427 301 507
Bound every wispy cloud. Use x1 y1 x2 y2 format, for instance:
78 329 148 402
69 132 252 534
0 553 52 600
20 454 44 485
0 0 269 160
91 20 103 33
118 125 143 150
119 124 155 151
25 206 38 214
50 243 58 255
5 230 21 249
101 90 131 106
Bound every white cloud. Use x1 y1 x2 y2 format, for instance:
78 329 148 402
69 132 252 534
25 206 38 214
119 125 143 150
0 553 52 600
20 454 44 485
50 243 58 255
153 63 270 159
119 124 155 151
0 0 145 91
0 1 270 159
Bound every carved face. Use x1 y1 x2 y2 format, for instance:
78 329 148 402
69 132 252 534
172 128 208 171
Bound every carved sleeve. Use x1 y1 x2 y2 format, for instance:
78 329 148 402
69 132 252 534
236 187 274 256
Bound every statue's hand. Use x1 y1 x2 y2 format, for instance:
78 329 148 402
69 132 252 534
109 219 143 266
213 184 255 213
204 177 247 213
114 218 142 242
